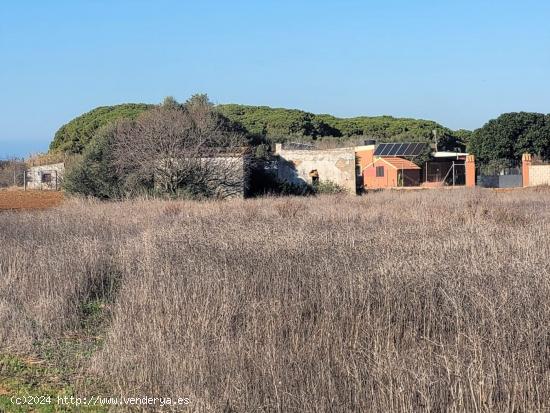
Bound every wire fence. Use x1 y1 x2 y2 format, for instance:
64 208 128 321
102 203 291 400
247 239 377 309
423 161 466 186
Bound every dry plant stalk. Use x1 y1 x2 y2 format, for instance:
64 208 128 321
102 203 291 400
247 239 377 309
0 188 548 412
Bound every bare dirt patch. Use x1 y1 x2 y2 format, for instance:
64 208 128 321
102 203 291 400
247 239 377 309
0 189 63 210
0 385 9 396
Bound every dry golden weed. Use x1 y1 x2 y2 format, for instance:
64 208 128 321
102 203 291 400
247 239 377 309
0 188 549 412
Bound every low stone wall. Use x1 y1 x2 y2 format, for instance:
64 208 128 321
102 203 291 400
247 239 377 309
529 164 550 186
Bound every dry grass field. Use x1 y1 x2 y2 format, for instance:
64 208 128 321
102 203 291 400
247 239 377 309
0 188 549 412
0 189 64 210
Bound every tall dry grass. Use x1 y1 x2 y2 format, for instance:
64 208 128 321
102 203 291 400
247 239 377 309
0 188 549 412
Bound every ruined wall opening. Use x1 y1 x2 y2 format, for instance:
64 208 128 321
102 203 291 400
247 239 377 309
309 170 319 186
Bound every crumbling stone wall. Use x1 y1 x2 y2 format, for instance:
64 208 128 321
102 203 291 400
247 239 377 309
26 163 65 190
274 144 356 193
522 154 550 187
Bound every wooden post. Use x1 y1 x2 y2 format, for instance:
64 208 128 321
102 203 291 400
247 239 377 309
425 161 428 183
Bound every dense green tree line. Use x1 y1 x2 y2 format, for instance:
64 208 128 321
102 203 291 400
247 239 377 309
49 99 550 166
50 104 153 153
467 112 550 165
216 104 340 139
217 104 465 151
50 102 469 155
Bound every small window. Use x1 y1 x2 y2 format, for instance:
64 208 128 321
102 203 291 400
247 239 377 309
41 173 52 183
376 166 384 177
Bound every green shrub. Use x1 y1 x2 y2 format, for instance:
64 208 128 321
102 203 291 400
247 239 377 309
50 104 153 154
468 112 550 164
313 180 347 194
63 124 124 199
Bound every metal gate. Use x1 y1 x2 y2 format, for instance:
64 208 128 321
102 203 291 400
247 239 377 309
424 161 466 186
477 164 522 188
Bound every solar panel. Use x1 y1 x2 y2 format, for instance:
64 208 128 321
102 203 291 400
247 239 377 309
374 142 429 157
383 144 395 156
411 143 427 156
403 143 414 156
374 143 392 156
373 144 385 156
407 143 417 156
397 143 409 156
374 144 388 156
387 143 400 156
400 143 413 156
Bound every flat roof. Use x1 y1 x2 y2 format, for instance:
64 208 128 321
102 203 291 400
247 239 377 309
432 151 469 158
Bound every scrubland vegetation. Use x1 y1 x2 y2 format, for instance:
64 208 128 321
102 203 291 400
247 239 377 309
48 97 550 179
1 188 549 412
49 104 153 153
48 100 467 158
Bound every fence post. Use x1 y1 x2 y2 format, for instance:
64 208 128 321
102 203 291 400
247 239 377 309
452 161 455 186
522 153 532 187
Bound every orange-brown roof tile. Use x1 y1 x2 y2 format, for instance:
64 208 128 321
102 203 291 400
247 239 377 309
378 157 421 170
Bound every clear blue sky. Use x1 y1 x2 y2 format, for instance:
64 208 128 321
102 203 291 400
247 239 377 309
1 0 549 157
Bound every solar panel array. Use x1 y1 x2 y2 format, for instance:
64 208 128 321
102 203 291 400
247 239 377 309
373 142 428 157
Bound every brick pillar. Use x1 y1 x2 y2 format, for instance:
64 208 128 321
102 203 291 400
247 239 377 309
465 155 476 187
522 153 532 187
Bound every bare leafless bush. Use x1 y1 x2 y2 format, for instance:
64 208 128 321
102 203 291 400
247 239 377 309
112 96 248 198
1 188 549 412
0 158 26 187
